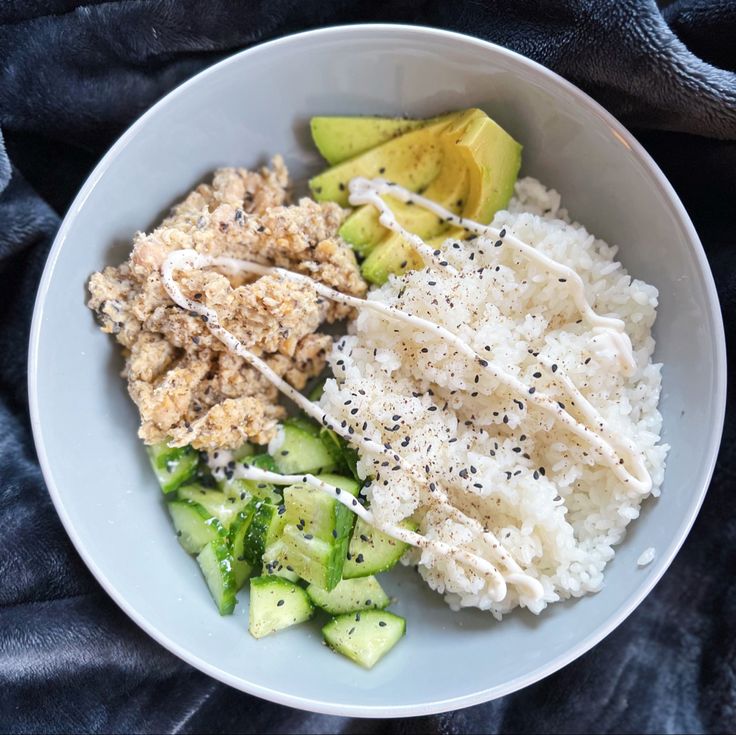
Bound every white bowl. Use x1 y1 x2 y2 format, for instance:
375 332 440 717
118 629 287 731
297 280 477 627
28 24 726 717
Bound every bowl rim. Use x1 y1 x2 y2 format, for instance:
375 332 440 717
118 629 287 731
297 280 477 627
28 22 727 718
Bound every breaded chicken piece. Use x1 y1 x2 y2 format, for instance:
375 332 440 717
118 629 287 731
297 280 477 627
88 158 365 450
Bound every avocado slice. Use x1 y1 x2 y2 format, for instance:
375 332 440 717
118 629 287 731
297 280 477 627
311 117 429 166
339 111 482 256
360 109 521 284
308 115 460 207
359 232 425 285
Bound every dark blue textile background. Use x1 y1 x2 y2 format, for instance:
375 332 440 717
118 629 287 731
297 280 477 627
1 2 734 733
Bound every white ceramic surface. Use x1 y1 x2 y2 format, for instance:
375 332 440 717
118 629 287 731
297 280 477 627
28 25 726 717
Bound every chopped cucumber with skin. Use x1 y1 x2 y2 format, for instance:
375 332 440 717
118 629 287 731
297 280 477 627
263 525 346 590
242 500 287 566
197 540 237 615
228 508 256 590
219 477 281 506
306 378 326 402
320 428 360 481
343 517 418 578
146 442 198 493
322 610 406 668
177 484 247 528
245 453 278 472
307 576 390 615
248 576 314 639
168 500 227 554
262 560 301 583
273 423 337 475
283 415 322 437
268 474 360 589
283 476 359 541
231 442 255 461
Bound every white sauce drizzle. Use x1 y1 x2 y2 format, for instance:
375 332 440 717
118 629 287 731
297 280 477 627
160 177 654 605
349 177 637 376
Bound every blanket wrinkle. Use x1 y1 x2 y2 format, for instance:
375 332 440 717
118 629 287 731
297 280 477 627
0 2 734 733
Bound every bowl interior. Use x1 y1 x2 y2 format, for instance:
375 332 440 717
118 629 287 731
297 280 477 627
30 26 725 716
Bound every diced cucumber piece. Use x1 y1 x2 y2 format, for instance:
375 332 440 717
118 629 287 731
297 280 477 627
319 429 360 480
264 525 348 590
283 475 358 542
229 508 256 590
177 484 246 528
283 415 322 437
197 540 237 615
343 518 417 578
242 501 287 566
273 424 336 475
219 477 281 505
248 576 314 639
307 576 390 615
245 453 278 472
167 500 227 554
232 442 255 461
322 610 406 668
307 378 326 402
146 442 198 493
262 559 301 583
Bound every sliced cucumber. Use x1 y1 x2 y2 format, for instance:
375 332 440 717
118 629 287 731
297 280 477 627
307 378 326 402
242 501 287 566
262 559 301 583
319 429 360 481
263 525 345 590
177 484 246 528
273 423 336 475
343 518 417 579
245 453 278 472
322 610 406 668
248 576 314 639
146 442 198 493
283 475 358 541
283 415 322 437
229 508 256 590
307 576 390 615
167 500 227 554
197 540 237 615
219 477 281 506
231 442 255 461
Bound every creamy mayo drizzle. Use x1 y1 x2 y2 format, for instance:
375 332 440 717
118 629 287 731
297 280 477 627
162 249 543 601
160 177 653 604
349 177 637 376
207 461 518 600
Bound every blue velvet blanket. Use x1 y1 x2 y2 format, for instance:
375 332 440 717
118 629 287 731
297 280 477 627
1 2 735 733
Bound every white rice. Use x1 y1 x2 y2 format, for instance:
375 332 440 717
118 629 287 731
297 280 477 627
637 547 656 566
320 177 669 618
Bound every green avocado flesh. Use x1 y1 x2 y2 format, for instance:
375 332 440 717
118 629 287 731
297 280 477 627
311 116 431 165
310 108 522 284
